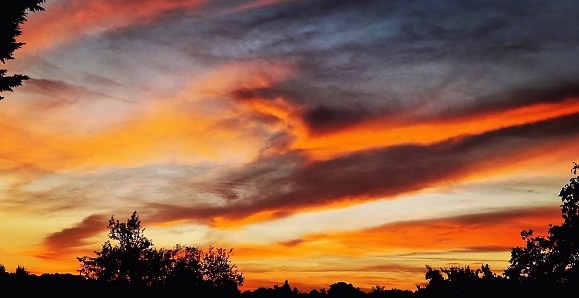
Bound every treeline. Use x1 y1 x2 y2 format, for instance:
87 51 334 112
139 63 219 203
242 265 579 297
2 163 579 296
0 264 576 297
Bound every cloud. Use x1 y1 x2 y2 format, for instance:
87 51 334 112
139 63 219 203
437 81 579 121
19 0 208 53
18 0 299 55
43 214 106 250
231 0 579 131
233 206 561 291
0 64 289 173
3 0 579 287
22 78 117 108
145 112 579 225
303 105 375 133
3 100 577 229
0 164 224 215
36 214 107 259
232 206 561 260
20 0 579 133
292 98 579 160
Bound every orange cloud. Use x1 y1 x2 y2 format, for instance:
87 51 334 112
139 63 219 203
139 112 579 229
0 61 298 172
3 214 109 276
231 207 562 291
38 214 107 258
232 207 561 260
293 98 579 160
19 0 298 55
0 105 253 171
322 208 560 255
19 0 207 54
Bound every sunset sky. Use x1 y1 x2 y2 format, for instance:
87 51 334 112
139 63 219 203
1 0 579 292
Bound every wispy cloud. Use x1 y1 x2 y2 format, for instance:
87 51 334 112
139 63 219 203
37 214 107 259
143 113 579 225
233 206 560 290
19 0 208 53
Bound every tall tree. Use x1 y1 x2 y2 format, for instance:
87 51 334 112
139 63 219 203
0 0 45 100
77 211 158 285
201 246 244 291
504 162 579 292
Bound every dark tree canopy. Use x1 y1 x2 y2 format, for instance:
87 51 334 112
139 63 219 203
77 211 156 284
77 211 244 293
417 264 512 298
504 162 579 292
0 0 45 100
327 281 365 298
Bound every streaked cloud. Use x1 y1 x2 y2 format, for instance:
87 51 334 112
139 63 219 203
142 113 579 224
233 206 561 290
37 214 107 259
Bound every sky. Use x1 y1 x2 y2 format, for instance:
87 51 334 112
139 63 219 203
1 0 579 292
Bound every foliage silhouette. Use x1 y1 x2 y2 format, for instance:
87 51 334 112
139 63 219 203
328 281 365 298
504 162 579 295
77 211 244 294
0 0 44 100
77 211 156 285
417 264 513 298
14 265 30 277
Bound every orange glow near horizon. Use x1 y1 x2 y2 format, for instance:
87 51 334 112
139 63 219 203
231 206 562 291
231 207 561 260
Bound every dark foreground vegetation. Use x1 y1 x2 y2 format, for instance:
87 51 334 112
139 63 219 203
2 163 579 297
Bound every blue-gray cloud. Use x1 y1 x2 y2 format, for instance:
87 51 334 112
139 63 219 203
8 0 579 226
48 0 579 131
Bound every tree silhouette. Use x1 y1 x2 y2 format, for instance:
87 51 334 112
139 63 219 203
328 281 365 298
369 285 414 298
77 211 244 293
14 265 29 277
201 246 245 291
504 162 579 294
77 211 158 285
0 0 44 100
418 264 511 298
